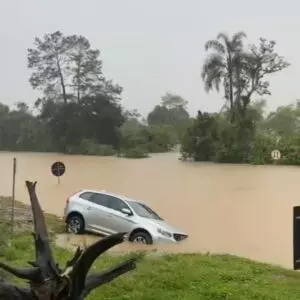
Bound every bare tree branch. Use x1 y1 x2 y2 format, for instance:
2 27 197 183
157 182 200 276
0 180 139 299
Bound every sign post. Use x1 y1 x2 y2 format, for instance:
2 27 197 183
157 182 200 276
293 206 300 270
51 161 66 184
10 158 17 235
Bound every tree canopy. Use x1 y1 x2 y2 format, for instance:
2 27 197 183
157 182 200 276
28 31 122 105
147 93 190 127
202 32 289 122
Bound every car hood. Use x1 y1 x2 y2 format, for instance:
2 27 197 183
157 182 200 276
144 218 187 234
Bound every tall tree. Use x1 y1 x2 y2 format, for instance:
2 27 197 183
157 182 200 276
238 38 290 113
67 35 100 102
202 33 290 123
28 31 124 152
67 35 122 102
27 31 71 104
28 31 122 105
201 31 247 121
147 93 190 127
161 92 188 110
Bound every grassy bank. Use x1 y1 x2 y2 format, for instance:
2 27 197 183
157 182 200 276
2 235 300 299
0 196 65 233
1 199 300 299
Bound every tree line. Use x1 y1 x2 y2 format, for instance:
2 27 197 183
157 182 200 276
0 93 189 158
0 30 297 164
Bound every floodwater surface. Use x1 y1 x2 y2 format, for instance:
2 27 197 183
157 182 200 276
0 151 298 268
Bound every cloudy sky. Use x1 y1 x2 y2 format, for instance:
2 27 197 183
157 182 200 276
0 0 299 117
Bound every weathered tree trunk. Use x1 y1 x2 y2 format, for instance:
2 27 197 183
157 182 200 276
56 54 68 105
0 181 139 299
227 55 235 123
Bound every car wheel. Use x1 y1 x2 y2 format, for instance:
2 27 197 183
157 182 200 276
130 231 153 245
67 215 84 234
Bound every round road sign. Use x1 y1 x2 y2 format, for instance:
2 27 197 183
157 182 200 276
51 161 66 177
271 150 281 160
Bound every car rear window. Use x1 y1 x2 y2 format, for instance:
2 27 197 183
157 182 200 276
79 192 94 200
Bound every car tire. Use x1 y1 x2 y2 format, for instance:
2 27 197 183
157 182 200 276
67 214 84 235
130 231 153 245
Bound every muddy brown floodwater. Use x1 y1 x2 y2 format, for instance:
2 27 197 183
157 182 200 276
0 151 298 268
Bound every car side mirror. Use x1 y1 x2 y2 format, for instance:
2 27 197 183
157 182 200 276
121 208 132 216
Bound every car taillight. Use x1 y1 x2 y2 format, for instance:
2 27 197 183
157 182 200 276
66 190 82 205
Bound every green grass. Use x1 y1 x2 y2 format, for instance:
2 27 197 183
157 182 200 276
1 198 300 299
1 233 300 299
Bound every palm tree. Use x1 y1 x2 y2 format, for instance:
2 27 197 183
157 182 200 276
201 31 247 121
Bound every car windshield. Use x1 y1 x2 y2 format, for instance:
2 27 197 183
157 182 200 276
128 201 163 220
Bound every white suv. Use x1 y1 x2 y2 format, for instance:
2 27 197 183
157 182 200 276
63 189 188 245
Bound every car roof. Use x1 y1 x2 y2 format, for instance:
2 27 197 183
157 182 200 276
77 189 140 203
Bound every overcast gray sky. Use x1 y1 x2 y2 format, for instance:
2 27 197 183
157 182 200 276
0 0 298 117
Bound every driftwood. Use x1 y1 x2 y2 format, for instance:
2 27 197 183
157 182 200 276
0 180 139 299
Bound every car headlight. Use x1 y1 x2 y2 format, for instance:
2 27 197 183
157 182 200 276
157 228 172 238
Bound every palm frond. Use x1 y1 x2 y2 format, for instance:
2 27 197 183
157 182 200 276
217 32 230 43
204 40 225 54
201 53 225 76
217 31 247 53
232 31 247 51
216 32 232 52
201 53 226 93
203 68 225 93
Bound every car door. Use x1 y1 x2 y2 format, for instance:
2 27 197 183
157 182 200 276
105 196 137 232
85 193 115 235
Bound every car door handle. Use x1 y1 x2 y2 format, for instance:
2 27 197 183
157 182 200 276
87 206 92 210
107 213 114 217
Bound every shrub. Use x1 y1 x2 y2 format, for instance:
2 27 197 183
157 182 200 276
66 139 117 156
121 147 149 159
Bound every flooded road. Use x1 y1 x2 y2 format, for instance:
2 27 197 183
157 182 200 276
0 151 298 268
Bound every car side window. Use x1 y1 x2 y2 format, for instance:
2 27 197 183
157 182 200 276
79 192 94 201
89 193 110 208
107 196 129 212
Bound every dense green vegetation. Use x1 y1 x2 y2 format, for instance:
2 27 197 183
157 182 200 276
181 32 300 164
0 30 298 164
0 31 190 158
181 100 300 164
